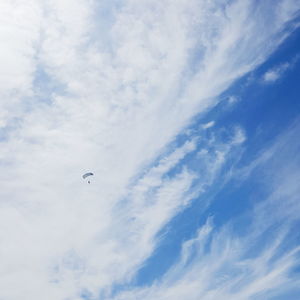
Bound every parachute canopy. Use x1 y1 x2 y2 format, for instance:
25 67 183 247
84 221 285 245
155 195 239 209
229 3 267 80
82 172 94 179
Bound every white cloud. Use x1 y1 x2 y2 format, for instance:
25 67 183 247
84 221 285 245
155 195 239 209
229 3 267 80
0 0 42 128
263 62 290 82
262 55 299 83
112 225 300 300
202 121 215 129
111 121 300 300
0 0 299 299
227 95 239 104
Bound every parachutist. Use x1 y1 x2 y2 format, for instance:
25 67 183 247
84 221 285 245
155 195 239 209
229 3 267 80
83 172 94 184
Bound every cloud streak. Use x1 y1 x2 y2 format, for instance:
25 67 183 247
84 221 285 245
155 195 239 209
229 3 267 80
111 120 300 300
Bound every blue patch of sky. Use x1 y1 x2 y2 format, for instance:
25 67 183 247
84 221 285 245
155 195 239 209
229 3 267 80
108 28 300 298
270 289 300 300
267 223 300 266
132 197 211 287
87 0 124 53
0 117 23 142
80 288 94 300
117 27 300 291
33 64 67 105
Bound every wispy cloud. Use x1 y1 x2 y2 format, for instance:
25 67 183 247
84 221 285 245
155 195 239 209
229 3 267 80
263 62 291 82
202 121 215 129
111 120 300 300
227 95 239 104
0 0 299 299
262 55 299 83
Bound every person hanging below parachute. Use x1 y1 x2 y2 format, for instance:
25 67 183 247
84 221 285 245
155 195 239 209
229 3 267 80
82 172 94 184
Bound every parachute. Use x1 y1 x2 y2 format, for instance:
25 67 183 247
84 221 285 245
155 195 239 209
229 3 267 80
82 172 93 179
82 172 94 184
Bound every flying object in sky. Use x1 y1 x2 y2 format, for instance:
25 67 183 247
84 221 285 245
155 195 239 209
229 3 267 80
82 172 94 184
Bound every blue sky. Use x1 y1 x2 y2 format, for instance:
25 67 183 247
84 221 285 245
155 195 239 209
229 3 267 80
135 26 300 288
0 1 299 300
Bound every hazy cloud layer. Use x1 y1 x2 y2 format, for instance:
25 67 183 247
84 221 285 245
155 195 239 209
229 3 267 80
0 0 299 299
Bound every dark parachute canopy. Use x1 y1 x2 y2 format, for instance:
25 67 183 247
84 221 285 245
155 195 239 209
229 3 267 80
82 172 94 179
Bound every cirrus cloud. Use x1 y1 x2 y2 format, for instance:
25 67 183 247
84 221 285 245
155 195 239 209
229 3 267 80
0 0 299 299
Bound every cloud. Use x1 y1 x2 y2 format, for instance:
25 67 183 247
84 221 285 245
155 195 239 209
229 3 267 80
263 62 291 82
227 95 239 104
0 0 42 129
0 0 299 299
202 121 215 129
262 55 299 83
111 120 300 300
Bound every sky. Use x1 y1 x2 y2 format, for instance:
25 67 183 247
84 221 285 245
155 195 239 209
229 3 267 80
0 1 300 299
